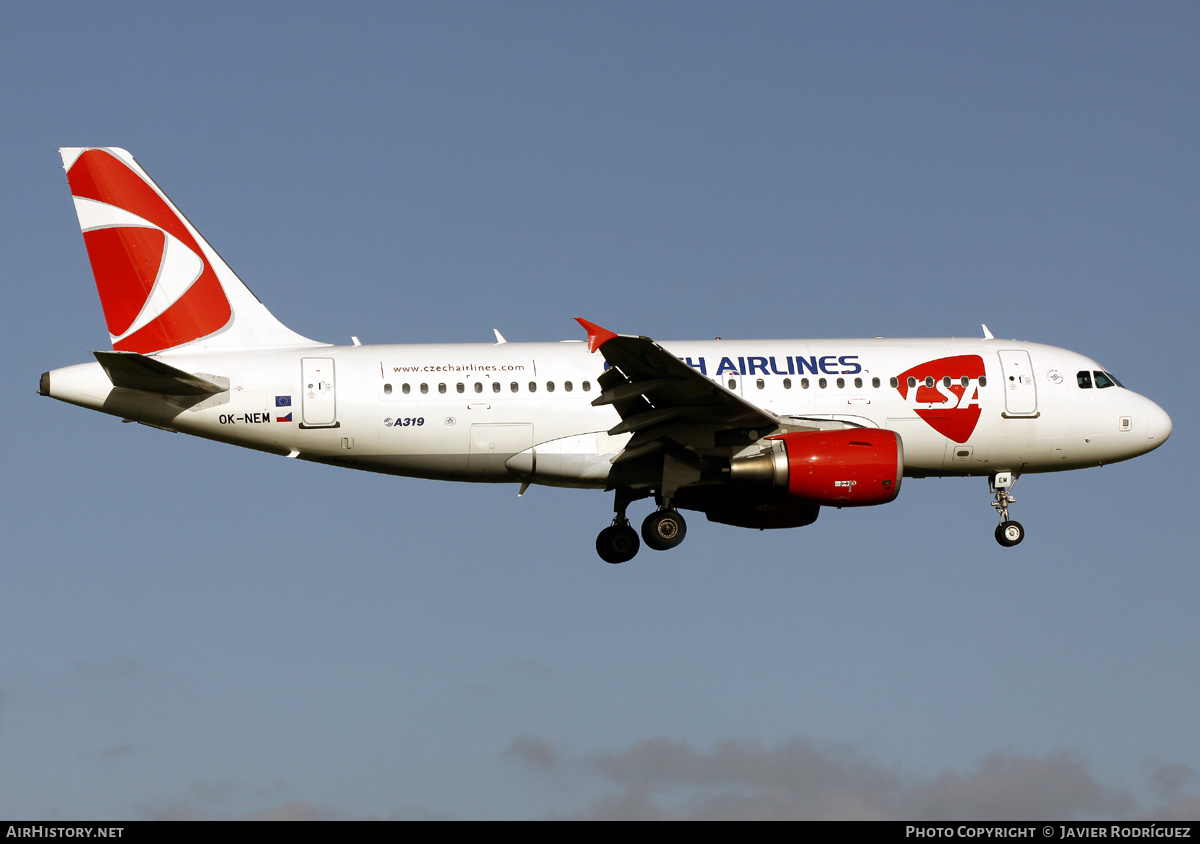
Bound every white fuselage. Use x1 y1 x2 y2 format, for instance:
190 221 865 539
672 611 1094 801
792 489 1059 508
43 336 1172 488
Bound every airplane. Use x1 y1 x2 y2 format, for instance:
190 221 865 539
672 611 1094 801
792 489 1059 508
40 147 1173 563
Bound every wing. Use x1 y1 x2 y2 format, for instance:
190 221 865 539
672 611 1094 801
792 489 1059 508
577 319 788 471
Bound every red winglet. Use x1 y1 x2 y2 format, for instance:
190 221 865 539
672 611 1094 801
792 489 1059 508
575 318 618 353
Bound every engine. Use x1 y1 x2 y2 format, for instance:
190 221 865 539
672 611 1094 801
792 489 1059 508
728 428 903 506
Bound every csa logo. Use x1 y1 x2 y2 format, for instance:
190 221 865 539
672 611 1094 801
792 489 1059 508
894 355 985 443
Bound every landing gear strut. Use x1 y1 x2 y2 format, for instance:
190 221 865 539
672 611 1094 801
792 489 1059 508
990 472 1024 547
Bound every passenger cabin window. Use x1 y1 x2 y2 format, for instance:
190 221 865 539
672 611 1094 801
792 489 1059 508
420 383 429 394
492 382 501 393
1078 371 1093 389
582 381 591 392
872 377 881 388
801 378 810 389
854 377 863 389
510 382 518 393
756 378 764 389
438 383 447 394
547 381 555 392
474 382 483 393
783 378 792 389
564 381 573 392
456 383 465 394
818 378 827 389
402 383 411 395
528 381 537 393
836 377 845 389
384 383 392 395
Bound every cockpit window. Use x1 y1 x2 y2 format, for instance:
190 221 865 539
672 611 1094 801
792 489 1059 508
1094 371 1116 389
1077 371 1092 389
1105 371 1124 388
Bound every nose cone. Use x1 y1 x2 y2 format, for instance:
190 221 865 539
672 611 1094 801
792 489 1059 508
1145 399 1172 452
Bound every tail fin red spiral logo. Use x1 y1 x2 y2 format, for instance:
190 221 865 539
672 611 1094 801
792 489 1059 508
66 149 232 353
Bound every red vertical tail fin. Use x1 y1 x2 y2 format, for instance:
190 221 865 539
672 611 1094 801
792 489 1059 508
61 148 326 354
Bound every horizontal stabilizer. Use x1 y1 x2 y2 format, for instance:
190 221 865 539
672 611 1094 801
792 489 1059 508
93 351 226 396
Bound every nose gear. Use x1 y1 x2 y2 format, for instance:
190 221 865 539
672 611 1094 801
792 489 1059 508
989 472 1024 547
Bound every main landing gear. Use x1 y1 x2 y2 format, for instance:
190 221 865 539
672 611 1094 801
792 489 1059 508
595 489 688 563
596 521 640 564
642 508 687 551
990 472 1024 547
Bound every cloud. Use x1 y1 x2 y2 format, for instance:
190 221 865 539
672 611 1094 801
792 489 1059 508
190 781 243 804
911 750 1131 821
242 801 328 821
86 742 135 763
1142 757 1195 798
1138 797 1200 823
580 736 900 820
139 780 298 820
517 736 1161 820
504 735 560 772
378 806 452 821
142 799 332 821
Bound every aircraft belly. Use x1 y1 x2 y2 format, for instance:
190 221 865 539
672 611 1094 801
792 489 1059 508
360 452 477 481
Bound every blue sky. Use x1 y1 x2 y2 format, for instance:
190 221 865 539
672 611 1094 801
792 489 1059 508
1 2 1197 820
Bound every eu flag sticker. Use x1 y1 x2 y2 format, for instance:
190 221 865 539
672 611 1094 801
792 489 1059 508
276 396 292 407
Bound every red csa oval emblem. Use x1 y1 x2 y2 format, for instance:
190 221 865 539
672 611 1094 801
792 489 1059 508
895 355 986 443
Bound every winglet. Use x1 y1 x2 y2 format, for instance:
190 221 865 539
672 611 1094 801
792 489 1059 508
575 318 618 353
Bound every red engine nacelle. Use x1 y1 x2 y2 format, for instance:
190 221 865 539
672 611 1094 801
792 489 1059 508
729 428 904 506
